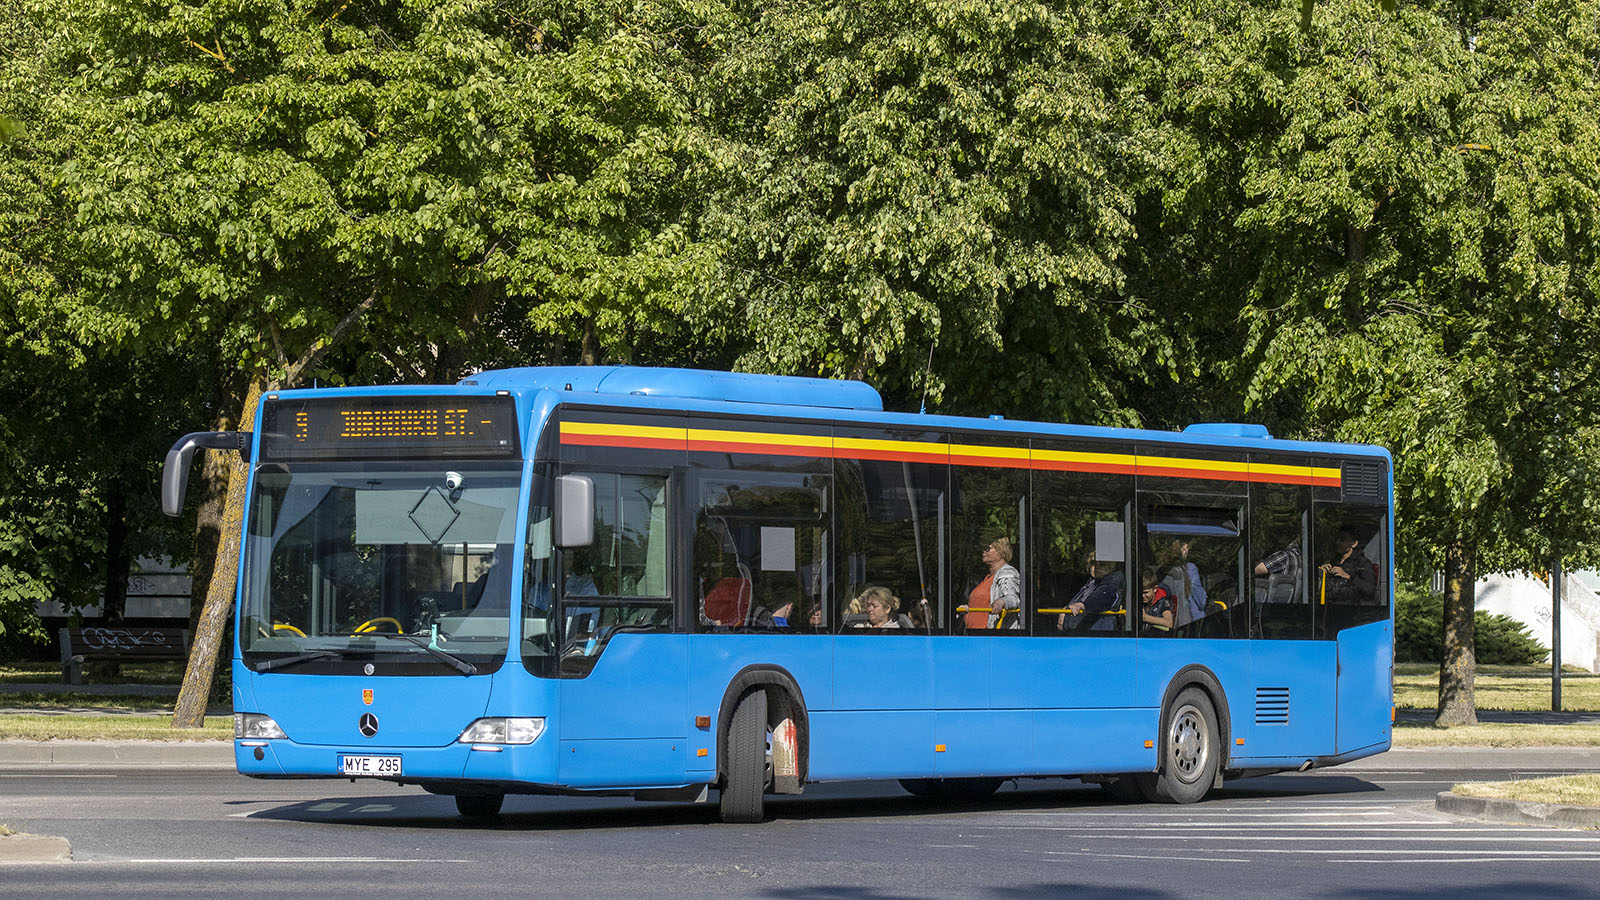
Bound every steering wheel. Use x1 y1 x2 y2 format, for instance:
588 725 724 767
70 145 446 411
354 617 403 634
272 623 307 637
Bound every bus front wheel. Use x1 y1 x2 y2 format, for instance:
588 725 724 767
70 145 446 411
1137 686 1220 804
719 689 769 823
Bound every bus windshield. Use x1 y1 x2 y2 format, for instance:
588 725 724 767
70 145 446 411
239 460 522 674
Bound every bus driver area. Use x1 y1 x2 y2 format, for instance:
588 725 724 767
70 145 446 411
166 365 1394 823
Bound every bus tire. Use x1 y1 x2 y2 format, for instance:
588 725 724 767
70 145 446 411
899 779 941 797
1142 686 1220 804
720 689 769 823
454 793 504 818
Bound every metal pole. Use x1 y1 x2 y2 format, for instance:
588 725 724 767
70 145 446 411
1552 557 1563 712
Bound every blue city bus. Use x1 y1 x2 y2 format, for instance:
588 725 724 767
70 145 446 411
162 366 1393 822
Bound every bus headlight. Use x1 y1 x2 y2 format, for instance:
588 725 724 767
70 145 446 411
458 717 545 745
234 713 287 740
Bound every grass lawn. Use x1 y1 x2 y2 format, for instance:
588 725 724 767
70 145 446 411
1452 774 1600 807
0 714 230 741
0 692 178 710
1394 722 1600 747
0 660 186 685
1394 663 1600 711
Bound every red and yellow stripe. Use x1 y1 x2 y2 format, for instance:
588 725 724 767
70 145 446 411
558 421 1341 488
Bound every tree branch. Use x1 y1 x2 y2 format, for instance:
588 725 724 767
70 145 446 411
278 284 380 389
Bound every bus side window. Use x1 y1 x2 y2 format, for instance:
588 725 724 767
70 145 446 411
1313 504 1388 634
693 477 829 632
950 462 1026 633
1031 441 1134 637
1251 476 1312 641
834 430 948 635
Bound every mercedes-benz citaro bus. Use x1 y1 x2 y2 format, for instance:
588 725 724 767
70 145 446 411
161 366 1393 823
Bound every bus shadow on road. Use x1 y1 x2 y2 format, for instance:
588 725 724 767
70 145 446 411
241 773 1385 832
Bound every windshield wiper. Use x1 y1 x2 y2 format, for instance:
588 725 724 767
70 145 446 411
256 649 342 672
362 633 478 676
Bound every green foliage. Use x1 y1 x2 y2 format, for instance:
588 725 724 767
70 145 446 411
1396 581 1549 666
696 0 1173 422
4 0 1600 661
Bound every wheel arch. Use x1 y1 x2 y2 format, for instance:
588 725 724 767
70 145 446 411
1159 664 1233 773
715 665 810 791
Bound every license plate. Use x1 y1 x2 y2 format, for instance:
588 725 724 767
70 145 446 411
339 754 402 777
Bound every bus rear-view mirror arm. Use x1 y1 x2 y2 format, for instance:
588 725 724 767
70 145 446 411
161 431 252 517
553 474 595 548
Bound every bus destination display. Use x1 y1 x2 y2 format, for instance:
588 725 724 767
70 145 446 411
261 397 520 460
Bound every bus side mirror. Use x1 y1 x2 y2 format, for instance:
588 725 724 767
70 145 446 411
553 474 595 548
161 432 251 517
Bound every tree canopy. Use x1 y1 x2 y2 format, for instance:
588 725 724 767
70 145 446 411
4 0 1600 719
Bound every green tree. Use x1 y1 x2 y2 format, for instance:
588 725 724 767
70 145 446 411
7 0 717 721
1135 0 1600 723
695 0 1178 420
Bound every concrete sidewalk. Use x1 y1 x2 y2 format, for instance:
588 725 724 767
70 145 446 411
0 739 234 769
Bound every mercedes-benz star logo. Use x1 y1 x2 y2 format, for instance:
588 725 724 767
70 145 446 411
358 713 379 738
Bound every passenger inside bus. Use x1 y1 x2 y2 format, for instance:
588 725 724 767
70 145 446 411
848 586 911 630
1059 548 1125 633
1254 535 1303 604
1320 528 1377 604
1156 538 1206 628
960 537 1021 630
1139 568 1175 632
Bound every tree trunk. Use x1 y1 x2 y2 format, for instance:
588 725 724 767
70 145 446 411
172 373 265 728
580 316 600 366
102 484 129 627
172 292 378 728
1435 539 1478 726
186 374 243 636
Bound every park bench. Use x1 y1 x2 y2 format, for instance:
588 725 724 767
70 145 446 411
58 626 191 685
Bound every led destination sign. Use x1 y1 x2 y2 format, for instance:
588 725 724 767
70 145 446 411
261 397 520 460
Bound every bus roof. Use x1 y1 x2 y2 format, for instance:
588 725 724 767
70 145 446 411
460 366 1391 462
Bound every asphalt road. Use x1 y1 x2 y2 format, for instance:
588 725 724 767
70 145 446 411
4 760 1600 899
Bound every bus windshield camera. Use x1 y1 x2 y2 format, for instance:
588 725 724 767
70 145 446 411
444 471 464 492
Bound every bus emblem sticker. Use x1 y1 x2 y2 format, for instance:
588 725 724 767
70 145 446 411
362 689 373 705
359 713 379 738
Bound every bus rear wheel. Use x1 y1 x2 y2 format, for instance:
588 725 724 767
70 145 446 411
719 689 769 823
1137 687 1220 804
454 793 504 818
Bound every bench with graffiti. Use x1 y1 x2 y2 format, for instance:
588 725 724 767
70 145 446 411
58 627 191 684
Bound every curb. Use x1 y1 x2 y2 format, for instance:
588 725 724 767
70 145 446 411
0 740 234 769
0 833 72 863
1435 791 1600 828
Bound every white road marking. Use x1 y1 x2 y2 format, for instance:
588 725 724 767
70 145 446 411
108 857 471 865
0 774 118 779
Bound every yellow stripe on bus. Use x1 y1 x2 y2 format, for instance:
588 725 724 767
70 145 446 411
560 421 689 442
687 428 833 449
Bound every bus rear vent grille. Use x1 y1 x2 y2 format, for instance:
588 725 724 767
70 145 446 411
1343 461 1386 503
1255 687 1290 725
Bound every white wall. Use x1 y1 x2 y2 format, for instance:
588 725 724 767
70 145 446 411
1475 571 1600 673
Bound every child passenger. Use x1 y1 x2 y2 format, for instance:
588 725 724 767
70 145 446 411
1140 569 1175 632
